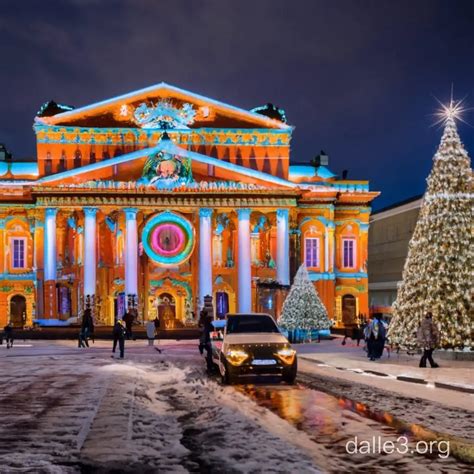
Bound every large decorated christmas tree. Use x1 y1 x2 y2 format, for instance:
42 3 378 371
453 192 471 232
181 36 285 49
388 108 473 350
279 264 332 332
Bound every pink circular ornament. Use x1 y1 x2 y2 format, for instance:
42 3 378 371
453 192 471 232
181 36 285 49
151 223 185 256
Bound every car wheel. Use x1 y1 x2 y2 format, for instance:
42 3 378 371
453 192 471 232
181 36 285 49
220 360 236 385
283 359 297 385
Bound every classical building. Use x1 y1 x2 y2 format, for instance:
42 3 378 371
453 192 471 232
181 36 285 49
0 83 378 328
368 195 422 317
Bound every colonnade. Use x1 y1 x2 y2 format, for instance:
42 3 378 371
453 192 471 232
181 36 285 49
43 207 290 315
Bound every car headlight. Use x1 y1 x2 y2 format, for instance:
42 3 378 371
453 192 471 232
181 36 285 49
225 349 249 366
276 348 296 365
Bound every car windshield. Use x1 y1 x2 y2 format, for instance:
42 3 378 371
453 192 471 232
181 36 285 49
226 315 280 334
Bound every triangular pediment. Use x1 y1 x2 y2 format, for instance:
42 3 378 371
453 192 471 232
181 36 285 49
35 82 291 131
36 138 297 190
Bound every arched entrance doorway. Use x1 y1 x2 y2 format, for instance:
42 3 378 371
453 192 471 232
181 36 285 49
157 292 177 329
342 294 357 326
10 294 26 328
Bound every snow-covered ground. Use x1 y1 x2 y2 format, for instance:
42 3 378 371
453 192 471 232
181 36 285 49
0 340 472 473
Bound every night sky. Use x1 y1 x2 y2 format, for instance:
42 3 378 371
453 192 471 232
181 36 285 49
0 0 473 209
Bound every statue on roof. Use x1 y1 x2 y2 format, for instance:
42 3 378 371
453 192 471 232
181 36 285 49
133 99 196 129
251 103 287 123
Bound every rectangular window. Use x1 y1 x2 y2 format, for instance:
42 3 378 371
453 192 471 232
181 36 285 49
342 238 355 268
305 237 319 267
12 238 25 269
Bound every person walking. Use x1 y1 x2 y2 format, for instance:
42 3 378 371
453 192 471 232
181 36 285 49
78 308 93 348
4 323 14 349
146 319 156 347
112 319 126 359
417 312 440 368
366 314 386 361
198 309 214 371
123 311 134 340
153 317 162 353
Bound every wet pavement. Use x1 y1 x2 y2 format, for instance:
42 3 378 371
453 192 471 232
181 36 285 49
236 380 473 472
0 340 472 473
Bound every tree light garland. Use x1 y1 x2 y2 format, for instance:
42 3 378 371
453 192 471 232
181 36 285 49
388 114 473 350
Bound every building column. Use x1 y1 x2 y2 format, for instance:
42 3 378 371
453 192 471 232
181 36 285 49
237 208 252 312
124 208 138 308
199 208 213 308
276 209 290 285
83 208 98 297
360 223 369 273
328 223 335 273
324 227 330 272
44 208 58 317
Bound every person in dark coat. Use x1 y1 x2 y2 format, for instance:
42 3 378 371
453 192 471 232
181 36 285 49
153 317 162 353
112 320 126 359
417 312 439 368
4 323 14 349
366 314 386 361
122 311 134 340
198 309 214 371
78 309 93 348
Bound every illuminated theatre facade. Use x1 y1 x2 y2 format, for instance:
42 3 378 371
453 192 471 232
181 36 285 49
0 83 378 328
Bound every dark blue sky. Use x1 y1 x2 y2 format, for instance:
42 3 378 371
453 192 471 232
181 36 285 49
0 0 472 209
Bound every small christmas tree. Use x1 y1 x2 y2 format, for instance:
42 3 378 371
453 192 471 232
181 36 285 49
279 264 332 334
388 109 473 350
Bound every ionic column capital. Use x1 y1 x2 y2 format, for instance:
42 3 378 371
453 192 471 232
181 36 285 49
124 208 138 220
83 207 98 218
45 208 58 218
199 208 213 219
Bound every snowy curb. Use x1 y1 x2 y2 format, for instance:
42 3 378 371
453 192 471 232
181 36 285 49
299 355 474 394
434 382 474 394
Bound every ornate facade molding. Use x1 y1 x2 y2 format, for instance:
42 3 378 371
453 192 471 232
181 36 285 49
34 125 292 147
34 195 298 209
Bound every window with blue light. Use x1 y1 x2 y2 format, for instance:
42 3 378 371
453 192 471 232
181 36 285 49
12 238 25 269
305 237 319 267
342 238 356 268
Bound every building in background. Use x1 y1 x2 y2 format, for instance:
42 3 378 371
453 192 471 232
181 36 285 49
368 195 422 317
0 83 378 328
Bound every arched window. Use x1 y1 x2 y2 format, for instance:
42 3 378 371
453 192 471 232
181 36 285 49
11 237 26 269
305 236 319 268
303 225 322 269
74 149 82 168
45 152 53 175
342 238 356 268
58 151 67 172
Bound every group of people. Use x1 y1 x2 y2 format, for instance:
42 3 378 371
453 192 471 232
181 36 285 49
111 315 162 359
1 323 14 348
77 309 163 359
358 311 439 367
363 313 387 361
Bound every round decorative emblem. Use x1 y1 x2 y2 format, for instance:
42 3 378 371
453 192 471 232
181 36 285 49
142 212 195 266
